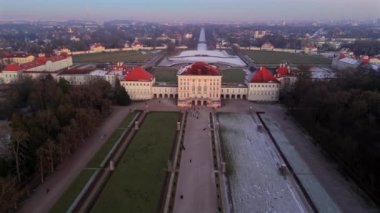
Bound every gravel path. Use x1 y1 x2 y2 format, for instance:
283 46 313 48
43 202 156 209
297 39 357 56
173 108 218 213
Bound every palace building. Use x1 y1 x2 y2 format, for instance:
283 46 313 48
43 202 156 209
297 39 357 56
118 62 286 108
177 62 222 107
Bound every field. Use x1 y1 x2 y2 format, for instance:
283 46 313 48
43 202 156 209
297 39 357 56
72 51 157 63
221 69 246 83
50 112 138 213
92 112 179 213
243 50 331 64
153 68 178 83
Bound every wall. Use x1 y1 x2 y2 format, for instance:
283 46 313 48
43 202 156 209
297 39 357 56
248 82 279 101
120 79 155 100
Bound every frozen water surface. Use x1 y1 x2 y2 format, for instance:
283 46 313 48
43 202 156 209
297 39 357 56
218 113 308 213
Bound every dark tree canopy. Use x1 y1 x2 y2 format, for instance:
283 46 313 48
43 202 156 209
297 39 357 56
283 70 380 204
0 77 131 212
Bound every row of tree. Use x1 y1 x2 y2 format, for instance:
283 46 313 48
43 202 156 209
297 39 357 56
282 70 380 205
0 76 131 211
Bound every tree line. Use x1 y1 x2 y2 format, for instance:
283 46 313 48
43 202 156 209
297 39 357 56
282 70 380 205
0 76 131 212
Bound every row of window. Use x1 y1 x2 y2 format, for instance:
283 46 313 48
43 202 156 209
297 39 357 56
222 89 247 93
179 81 220 86
127 90 151 95
250 84 279 88
250 91 278 96
179 93 220 98
1 74 17 78
123 82 150 86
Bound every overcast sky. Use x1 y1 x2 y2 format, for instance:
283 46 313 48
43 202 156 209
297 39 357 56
0 0 379 23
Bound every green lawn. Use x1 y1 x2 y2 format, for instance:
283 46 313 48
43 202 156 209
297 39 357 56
73 51 156 63
50 112 138 213
243 50 331 64
153 68 178 83
221 69 246 83
92 112 179 213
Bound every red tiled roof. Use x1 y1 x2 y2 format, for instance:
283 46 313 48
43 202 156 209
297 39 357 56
37 56 48 63
20 60 45 69
4 64 23 71
276 64 289 77
182 62 220 75
250 67 278 83
338 54 346 59
124 66 153 81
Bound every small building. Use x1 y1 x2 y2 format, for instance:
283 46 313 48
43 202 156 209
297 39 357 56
1 52 35 65
254 30 267 39
332 55 360 70
274 64 297 90
261 42 274 51
248 66 280 101
185 33 193 39
0 64 23 83
90 43 105 52
54 47 72 56
120 66 155 100
0 54 73 83
369 56 380 65
303 44 318 54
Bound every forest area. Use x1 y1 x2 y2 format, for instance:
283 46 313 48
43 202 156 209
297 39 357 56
282 70 380 205
0 76 131 212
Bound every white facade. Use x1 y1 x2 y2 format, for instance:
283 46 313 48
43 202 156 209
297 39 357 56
152 84 178 98
58 70 117 87
221 86 247 99
0 71 21 84
277 76 297 90
121 80 155 100
247 83 280 101
177 75 222 107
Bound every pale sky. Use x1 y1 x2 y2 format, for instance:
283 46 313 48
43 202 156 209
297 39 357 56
0 0 379 23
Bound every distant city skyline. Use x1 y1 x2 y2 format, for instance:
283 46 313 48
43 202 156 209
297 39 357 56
0 0 379 23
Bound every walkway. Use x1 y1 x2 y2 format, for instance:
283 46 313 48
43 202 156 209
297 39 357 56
18 106 132 213
173 108 218 213
18 99 179 213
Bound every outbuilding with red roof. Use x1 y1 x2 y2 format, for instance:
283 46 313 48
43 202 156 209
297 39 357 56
248 66 280 101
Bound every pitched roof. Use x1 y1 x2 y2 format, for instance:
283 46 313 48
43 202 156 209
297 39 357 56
4 64 23 71
181 61 220 75
124 66 153 81
250 67 278 83
20 60 45 69
276 64 290 77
